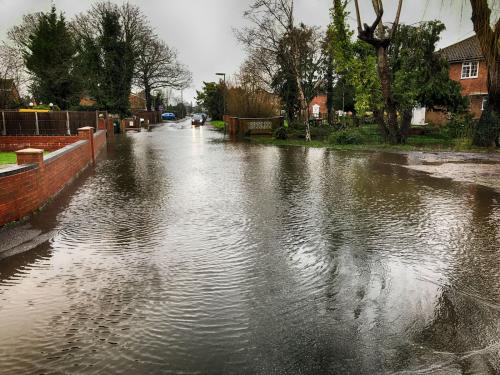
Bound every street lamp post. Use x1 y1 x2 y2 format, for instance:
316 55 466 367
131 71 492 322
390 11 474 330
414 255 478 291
216 72 226 133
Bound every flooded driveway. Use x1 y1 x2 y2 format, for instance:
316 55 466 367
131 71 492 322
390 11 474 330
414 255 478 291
0 119 499 374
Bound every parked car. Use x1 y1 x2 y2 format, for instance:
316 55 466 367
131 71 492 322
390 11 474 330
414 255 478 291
191 113 205 126
162 112 176 121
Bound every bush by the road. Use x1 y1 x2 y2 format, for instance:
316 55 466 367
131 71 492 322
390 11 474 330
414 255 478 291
274 126 288 140
328 129 363 145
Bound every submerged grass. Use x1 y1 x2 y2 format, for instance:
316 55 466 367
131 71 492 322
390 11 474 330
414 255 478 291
251 124 496 153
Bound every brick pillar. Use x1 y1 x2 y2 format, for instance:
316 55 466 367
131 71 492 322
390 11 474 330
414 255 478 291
106 118 115 139
16 148 44 167
78 126 95 165
98 118 106 130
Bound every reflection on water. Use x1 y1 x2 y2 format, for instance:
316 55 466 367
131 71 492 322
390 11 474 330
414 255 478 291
0 120 499 374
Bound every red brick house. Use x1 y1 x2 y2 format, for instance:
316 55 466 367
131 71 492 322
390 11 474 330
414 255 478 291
309 94 327 119
440 36 488 118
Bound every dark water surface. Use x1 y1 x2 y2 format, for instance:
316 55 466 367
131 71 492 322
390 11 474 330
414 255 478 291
1 120 499 374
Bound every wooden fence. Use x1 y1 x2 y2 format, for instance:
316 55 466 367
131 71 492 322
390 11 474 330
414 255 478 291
132 111 162 125
1 111 101 136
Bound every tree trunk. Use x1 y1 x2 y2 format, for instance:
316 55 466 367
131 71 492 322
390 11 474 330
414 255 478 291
375 46 402 144
373 109 390 141
400 109 413 144
326 55 335 126
144 82 152 111
470 0 500 147
473 40 500 147
473 70 500 147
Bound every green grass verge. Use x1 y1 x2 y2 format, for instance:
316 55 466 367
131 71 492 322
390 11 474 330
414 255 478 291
0 152 17 165
0 151 52 166
251 124 496 153
210 120 226 130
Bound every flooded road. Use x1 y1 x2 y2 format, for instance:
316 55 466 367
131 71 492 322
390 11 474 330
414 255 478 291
0 119 499 374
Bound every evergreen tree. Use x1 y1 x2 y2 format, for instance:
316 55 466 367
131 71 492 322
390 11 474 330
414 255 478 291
24 6 79 109
73 2 143 116
196 82 224 120
99 9 132 116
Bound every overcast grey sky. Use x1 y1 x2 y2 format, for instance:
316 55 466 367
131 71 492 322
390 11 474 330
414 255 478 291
0 0 483 103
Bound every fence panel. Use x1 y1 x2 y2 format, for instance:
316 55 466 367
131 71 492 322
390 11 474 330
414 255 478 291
1 111 98 135
37 112 67 135
4 111 37 135
133 111 161 125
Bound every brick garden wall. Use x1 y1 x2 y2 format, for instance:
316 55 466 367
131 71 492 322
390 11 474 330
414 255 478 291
0 128 107 226
94 130 106 156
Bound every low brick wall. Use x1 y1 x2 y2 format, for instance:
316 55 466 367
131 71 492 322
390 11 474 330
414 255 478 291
0 135 80 152
227 116 284 137
0 128 107 227
94 130 106 156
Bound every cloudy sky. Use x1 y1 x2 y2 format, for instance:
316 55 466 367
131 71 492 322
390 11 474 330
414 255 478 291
0 0 483 103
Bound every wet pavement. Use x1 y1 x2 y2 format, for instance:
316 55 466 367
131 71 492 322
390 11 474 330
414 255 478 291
0 119 499 374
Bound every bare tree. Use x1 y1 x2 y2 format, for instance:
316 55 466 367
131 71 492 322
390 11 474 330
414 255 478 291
353 0 405 144
0 43 28 107
7 12 43 50
72 1 149 48
134 35 192 111
237 0 314 141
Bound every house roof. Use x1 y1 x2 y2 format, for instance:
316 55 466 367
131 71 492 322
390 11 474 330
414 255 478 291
440 36 484 63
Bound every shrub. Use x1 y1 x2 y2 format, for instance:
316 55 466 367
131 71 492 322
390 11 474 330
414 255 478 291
328 129 363 145
445 113 474 139
273 126 288 140
309 126 330 139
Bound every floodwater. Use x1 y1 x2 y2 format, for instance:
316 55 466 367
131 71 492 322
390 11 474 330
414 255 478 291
0 119 499 374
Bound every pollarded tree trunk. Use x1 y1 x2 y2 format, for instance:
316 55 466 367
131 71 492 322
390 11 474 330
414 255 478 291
354 0 405 144
375 45 403 144
400 109 413 143
474 64 500 147
470 0 500 147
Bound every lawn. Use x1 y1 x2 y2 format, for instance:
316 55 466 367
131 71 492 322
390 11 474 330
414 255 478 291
251 124 495 153
0 151 51 166
0 152 17 165
209 120 226 130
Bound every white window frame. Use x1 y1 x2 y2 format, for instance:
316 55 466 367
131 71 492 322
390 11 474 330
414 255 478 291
461 61 479 79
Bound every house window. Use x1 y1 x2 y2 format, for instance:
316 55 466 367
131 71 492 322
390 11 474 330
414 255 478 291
461 61 479 79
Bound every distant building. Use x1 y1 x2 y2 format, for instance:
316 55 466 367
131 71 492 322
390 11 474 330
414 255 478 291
0 79 20 109
309 94 327 119
414 36 488 125
129 92 146 111
79 96 97 107
440 35 488 119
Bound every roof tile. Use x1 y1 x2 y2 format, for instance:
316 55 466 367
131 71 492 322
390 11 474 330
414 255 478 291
440 36 484 62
